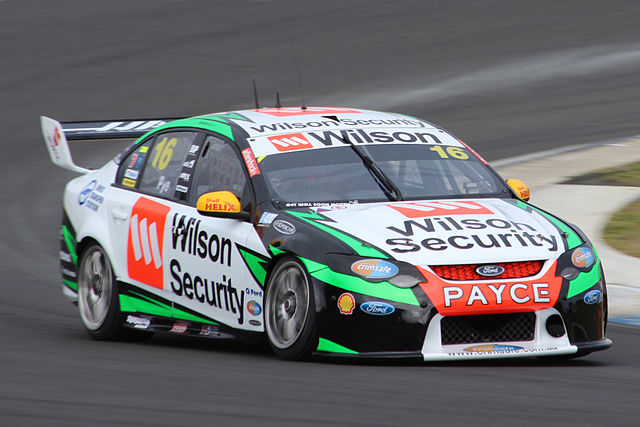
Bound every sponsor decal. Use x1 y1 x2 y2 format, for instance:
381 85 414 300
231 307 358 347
52 127 61 146
246 288 263 298
273 220 296 235
448 346 559 357
200 325 220 336
178 172 190 182
463 344 524 353
78 180 105 212
126 315 151 329
188 145 201 155
259 212 278 225
125 169 139 180
386 214 558 254
168 213 246 325
183 159 195 168
139 146 149 154
78 180 97 205
360 301 395 316
475 265 505 277
268 133 314 152
418 264 562 315
584 289 602 305
306 129 444 146
241 148 261 177
249 320 262 326
59 251 72 263
351 259 399 279
389 201 493 219
247 300 262 316
337 293 355 315
442 283 551 307
170 323 188 334
128 153 145 169
176 185 188 193
127 197 171 289
254 107 361 117
572 247 595 268
248 117 425 134
122 178 137 188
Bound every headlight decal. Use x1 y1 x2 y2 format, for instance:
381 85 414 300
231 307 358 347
566 260 602 299
299 256 420 306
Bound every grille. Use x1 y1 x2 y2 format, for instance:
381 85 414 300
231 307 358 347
430 260 543 281
441 312 535 345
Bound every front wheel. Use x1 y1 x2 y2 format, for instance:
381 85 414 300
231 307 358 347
264 257 317 360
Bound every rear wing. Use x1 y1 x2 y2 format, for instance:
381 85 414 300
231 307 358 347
41 116 180 173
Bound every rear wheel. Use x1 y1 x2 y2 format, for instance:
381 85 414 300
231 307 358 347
264 257 317 360
77 243 150 341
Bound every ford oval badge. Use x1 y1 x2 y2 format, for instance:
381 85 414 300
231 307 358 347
475 264 505 277
583 290 602 305
360 301 395 316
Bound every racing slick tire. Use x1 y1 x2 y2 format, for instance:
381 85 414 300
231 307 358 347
264 257 317 360
77 243 151 341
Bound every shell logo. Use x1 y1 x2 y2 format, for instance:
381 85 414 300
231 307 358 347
337 293 355 315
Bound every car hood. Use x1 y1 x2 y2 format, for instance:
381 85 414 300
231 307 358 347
294 198 568 266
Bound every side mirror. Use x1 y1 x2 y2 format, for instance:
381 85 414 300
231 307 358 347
196 191 250 221
506 178 530 201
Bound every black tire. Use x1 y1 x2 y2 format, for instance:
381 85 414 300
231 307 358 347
264 257 317 360
77 243 151 341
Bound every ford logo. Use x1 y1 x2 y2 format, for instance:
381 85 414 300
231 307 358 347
475 264 505 277
351 259 399 279
584 290 602 305
78 180 97 205
273 219 296 235
360 301 395 316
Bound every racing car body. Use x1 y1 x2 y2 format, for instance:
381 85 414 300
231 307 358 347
43 106 611 361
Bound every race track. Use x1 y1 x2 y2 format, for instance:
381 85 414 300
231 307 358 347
1 0 640 425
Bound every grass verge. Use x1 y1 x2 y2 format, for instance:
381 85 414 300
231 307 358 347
565 160 640 257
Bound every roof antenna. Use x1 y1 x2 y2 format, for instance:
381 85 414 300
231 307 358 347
288 36 306 110
253 79 260 109
275 92 282 108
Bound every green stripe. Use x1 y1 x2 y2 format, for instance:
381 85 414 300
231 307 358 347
317 337 358 354
119 293 172 317
567 260 602 299
121 291 218 324
299 257 419 306
287 210 387 258
62 225 78 267
63 278 78 292
172 306 218 324
237 246 269 287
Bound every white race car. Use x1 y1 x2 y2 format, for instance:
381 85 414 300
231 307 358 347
43 106 611 361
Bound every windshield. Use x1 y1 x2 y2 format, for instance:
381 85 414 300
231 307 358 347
260 143 510 204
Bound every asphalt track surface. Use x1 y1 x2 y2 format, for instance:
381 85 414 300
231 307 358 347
2 0 640 425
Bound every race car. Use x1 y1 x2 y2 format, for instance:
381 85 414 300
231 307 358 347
42 106 611 361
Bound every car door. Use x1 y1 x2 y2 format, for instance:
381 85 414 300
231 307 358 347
166 133 259 330
107 130 201 307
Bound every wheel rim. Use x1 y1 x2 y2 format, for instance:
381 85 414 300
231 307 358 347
265 261 310 349
78 247 113 331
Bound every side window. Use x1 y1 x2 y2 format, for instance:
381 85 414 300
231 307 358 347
116 137 155 189
189 135 248 205
138 131 198 199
